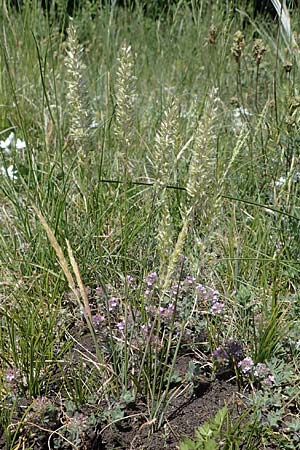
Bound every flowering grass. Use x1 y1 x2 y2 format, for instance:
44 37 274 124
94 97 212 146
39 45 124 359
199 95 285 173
0 1 300 448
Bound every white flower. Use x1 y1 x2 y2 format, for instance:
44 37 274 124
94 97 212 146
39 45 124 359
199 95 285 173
275 172 299 187
232 108 252 132
232 107 252 120
90 120 99 129
16 138 26 150
275 176 286 187
1 164 17 180
0 132 15 151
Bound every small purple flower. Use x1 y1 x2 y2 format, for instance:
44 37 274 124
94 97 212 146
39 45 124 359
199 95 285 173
238 357 254 374
145 272 158 287
126 275 134 285
254 363 270 378
263 374 275 386
108 297 118 311
226 340 244 359
212 340 244 369
196 285 224 315
92 313 105 327
144 288 151 297
171 283 180 296
196 284 206 295
141 322 151 336
5 368 17 383
184 276 196 286
162 303 175 319
210 301 225 315
212 346 229 365
116 320 125 331
167 302 175 314
253 363 275 386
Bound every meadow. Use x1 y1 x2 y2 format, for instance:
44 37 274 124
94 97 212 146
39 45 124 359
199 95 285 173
0 0 300 448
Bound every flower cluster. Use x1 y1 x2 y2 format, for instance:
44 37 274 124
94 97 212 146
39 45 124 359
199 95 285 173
5 367 19 383
275 172 299 187
145 303 175 321
144 271 158 296
212 340 244 370
238 356 254 373
196 285 225 316
0 131 26 153
90 271 225 357
238 358 275 386
212 343 275 386
0 165 17 180
0 131 26 181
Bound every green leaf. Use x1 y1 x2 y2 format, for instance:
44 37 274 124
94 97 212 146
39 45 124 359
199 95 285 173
205 439 218 450
179 438 197 449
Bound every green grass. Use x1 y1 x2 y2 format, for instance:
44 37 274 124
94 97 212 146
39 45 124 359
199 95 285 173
0 0 300 448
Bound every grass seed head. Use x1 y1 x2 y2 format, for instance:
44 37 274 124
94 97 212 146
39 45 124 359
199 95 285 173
114 42 137 172
231 30 245 63
65 19 93 158
252 39 267 65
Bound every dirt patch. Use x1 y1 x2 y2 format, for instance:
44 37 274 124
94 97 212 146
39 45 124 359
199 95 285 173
0 353 241 450
99 379 239 450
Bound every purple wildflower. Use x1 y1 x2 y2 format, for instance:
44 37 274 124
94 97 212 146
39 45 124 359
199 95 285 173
212 340 244 369
171 283 180 296
196 284 207 295
126 275 134 285
145 272 158 287
108 297 118 311
253 363 275 386
162 303 175 319
263 375 275 386
92 313 105 327
5 368 17 383
116 320 125 331
210 301 225 315
254 363 270 378
212 346 229 366
238 357 254 374
184 276 196 286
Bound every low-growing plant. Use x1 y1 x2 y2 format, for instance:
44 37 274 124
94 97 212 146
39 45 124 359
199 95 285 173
179 406 262 450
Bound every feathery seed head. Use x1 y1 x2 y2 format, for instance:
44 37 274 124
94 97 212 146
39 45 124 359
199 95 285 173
65 19 93 156
115 43 137 151
153 99 179 188
186 90 218 203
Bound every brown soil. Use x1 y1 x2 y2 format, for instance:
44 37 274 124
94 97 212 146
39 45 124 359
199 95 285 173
99 378 239 450
0 354 241 450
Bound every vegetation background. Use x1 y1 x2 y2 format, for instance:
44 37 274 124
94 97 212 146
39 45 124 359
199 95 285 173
0 0 300 448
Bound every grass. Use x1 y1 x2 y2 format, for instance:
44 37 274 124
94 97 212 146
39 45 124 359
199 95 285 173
0 0 300 448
